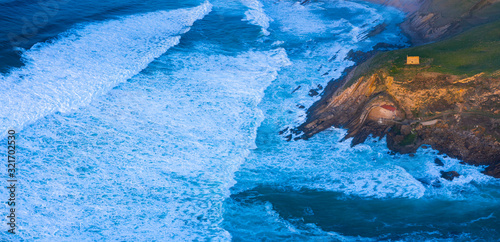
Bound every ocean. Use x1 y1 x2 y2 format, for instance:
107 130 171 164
0 0 499 240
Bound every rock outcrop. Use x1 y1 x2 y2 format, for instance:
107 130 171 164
299 67 500 174
296 16 500 177
298 66 500 177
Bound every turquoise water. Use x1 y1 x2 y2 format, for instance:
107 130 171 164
0 0 499 240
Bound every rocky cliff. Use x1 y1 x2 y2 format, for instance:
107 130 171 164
297 13 500 177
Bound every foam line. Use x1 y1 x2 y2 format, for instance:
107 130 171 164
240 0 272 35
0 1 212 133
16 47 290 240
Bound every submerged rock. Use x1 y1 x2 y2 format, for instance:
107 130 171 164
434 158 444 167
440 171 460 181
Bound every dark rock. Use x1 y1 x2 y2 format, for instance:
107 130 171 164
365 23 387 39
434 158 444 167
417 178 442 188
485 163 500 178
297 104 306 109
278 127 289 135
372 42 405 51
440 170 460 181
346 49 375 63
308 89 319 97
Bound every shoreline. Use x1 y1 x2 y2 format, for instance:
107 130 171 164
361 0 426 45
296 0 500 178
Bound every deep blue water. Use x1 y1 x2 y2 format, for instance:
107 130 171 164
0 0 499 241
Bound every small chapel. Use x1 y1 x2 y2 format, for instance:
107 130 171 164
406 56 420 65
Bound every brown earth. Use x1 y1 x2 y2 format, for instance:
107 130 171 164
297 67 500 177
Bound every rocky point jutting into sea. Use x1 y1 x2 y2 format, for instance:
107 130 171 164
297 0 500 177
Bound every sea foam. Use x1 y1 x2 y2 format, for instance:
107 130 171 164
0 1 212 134
240 0 273 36
15 46 290 240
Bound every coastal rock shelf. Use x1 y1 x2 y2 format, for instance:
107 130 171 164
298 69 500 177
296 7 500 177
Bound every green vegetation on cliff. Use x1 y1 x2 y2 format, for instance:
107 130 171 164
301 2 500 177
351 19 500 85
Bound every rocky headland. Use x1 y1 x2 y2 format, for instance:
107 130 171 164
296 0 500 177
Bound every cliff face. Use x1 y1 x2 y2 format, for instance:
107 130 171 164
299 69 500 177
364 0 500 44
298 18 500 177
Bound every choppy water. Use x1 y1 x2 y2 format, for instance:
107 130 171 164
0 0 499 241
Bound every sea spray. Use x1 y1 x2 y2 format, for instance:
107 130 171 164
0 2 212 134
15 47 290 240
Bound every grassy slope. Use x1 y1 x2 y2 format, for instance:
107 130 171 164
351 18 500 83
393 18 500 75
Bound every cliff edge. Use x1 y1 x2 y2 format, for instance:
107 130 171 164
298 14 500 177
